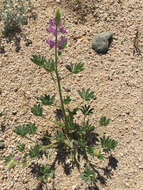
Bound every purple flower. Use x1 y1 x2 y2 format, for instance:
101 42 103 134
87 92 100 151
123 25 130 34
14 157 21 161
56 36 67 50
49 18 54 26
59 26 67 34
46 25 55 33
60 36 67 43
52 29 58 37
46 39 55 49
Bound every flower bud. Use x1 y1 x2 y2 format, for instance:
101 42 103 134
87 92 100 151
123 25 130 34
54 8 61 26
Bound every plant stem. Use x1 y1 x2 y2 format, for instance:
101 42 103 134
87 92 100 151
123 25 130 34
54 25 68 128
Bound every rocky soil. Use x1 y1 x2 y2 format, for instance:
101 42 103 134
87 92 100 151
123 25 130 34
0 0 143 190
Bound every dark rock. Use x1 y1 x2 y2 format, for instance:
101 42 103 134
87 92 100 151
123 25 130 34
25 39 32 46
92 32 113 54
15 46 21 52
0 140 5 149
0 46 5 54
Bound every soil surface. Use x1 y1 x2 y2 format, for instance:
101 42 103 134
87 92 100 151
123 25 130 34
0 0 143 190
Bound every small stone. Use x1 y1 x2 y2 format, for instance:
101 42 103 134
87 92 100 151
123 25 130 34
15 46 21 52
72 184 79 190
56 0 61 3
47 177 52 183
25 39 32 46
92 31 113 54
12 110 17 115
0 46 5 54
0 140 5 149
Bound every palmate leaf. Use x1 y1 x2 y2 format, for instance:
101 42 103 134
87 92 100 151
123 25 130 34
63 95 71 105
31 104 43 117
43 59 55 72
65 62 84 74
14 123 37 137
80 167 97 182
99 116 110 126
81 120 94 133
33 164 54 181
78 88 95 101
31 55 46 67
40 94 56 106
29 144 42 158
101 136 118 151
86 147 104 160
80 104 94 116
17 143 25 152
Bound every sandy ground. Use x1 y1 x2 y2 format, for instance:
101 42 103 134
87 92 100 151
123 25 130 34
0 0 143 189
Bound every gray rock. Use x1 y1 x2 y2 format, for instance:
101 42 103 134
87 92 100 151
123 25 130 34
92 32 113 54
0 140 5 149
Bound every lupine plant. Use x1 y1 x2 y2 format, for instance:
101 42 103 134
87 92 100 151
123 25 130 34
5 9 117 186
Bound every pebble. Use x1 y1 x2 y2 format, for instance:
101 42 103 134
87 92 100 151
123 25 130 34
92 31 113 54
72 184 79 190
0 140 5 149
0 46 5 54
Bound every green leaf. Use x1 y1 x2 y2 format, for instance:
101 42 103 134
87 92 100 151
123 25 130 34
97 153 104 160
5 154 14 165
81 120 94 133
14 125 29 137
61 41 67 50
33 164 54 181
31 104 43 117
29 144 42 158
80 104 94 116
65 62 84 74
17 143 25 152
5 155 17 169
58 51 62 56
63 96 71 105
78 88 95 101
22 153 28 168
27 123 37 134
31 55 46 67
40 94 56 106
80 167 97 182
55 131 65 143
99 116 110 126
43 59 55 72
101 136 118 151
14 123 37 137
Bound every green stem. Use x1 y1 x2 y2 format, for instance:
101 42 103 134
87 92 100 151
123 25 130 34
54 25 68 128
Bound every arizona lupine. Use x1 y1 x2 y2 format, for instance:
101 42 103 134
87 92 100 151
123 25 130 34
46 18 67 50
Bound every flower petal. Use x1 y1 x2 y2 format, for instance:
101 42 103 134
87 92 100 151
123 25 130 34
46 39 55 49
49 18 54 26
59 26 67 34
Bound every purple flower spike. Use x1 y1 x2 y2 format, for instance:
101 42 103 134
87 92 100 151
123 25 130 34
59 26 67 34
46 39 55 49
14 157 21 161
